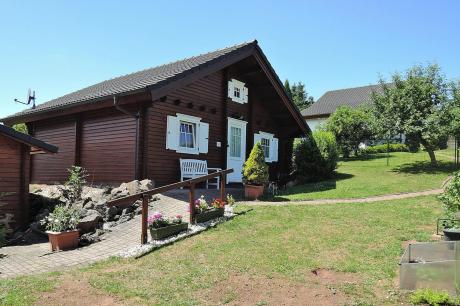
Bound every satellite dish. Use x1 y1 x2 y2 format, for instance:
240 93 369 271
14 88 36 109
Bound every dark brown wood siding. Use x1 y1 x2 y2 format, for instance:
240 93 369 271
30 106 141 185
31 117 76 184
81 108 137 184
0 135 29 232
146 71 226 186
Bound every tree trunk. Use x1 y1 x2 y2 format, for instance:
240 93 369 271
419 138 438 167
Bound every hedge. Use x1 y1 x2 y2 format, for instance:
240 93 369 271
360 143 409 155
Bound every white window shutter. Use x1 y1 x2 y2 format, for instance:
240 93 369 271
253 133 262 146
227 80 234 99
271 137 279 162
198 122 209 154
242 86 248 103
166 115 179 150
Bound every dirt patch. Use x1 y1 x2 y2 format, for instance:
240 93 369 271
310 268 360 285
199 271 354 306
35 277 128 306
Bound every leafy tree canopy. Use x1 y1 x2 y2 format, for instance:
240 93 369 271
326 105 375 157
284 79 314 110
12 123 28 134
372 64 451 166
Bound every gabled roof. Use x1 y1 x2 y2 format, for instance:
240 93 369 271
2 40 309 135
302 84 388 118
0 124 58 154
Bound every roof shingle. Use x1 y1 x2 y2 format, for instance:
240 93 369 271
4 40 257 121
301 84 388 118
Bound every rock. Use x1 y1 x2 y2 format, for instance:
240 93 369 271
122 206 134 215
139 179 154 191
106 206 119 220
79 230 105 246
78 210 103 234
35 208 50 222
82 187 106 204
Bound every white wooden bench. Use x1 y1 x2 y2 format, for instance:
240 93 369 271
179 159 221 189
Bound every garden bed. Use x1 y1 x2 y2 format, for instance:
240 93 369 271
195 208 225 223
150 222 188 240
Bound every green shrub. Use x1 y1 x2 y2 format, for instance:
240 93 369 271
63 166 88 204
360 143 409 155
12 123 28 134
438 171 460 221
242 142 269 186
410 288 456 306
40 205 81 232
293 131 338 183
312 130 339 174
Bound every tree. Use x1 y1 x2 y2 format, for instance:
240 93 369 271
444 81 460 139
326 105 375 157
242 142 269 186
12 123 28 134
372 64 450 166
284 79 314 110
284 79 292 100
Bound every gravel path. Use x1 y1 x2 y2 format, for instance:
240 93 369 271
239 188 444 206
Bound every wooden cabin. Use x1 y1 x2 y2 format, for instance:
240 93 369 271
0 125 58 233
2 40 310 186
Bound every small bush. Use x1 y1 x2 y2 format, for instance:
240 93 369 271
242 142 269 186
293 131 338 183
438 171 460 220
313 130 339 174
40 205 81 232
410 288 456 306
360 143 409 155
63 166 88 204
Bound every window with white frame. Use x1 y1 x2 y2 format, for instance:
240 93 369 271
179 121 196 149
166 114 209 155
260 137 270 158
228 79 248 104
254 131 278 162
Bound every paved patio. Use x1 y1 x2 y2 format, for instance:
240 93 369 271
0 188 242 278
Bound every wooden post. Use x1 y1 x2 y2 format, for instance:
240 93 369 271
220 173 226 201
141 194 148 244
189 183 195 224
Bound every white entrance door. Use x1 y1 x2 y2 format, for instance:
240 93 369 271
227 118 247 183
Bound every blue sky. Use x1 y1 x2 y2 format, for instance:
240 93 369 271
0 0 459 118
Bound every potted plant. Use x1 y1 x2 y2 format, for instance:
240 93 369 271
194 195 225 223
41 205 81 251
443 226 460 240
148 212 188 240
242 142 269 200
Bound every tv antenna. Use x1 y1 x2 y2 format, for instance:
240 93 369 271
14 89 36 109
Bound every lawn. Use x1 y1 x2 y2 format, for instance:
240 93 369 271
277 149 456 201
0 196 443 305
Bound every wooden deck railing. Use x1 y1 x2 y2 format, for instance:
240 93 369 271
106 169 233 244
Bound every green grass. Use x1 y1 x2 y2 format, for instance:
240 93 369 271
0 196 443 305
276 150 456 201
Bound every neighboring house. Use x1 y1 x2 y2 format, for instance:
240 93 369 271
0 124 58 232
2 40 310 186
302 84 386 131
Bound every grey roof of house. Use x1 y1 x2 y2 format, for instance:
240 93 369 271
3 40 257 121
0 124 58 153
302 84 387 118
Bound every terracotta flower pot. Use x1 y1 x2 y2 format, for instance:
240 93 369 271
244 184 264 200
47 230 80 252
